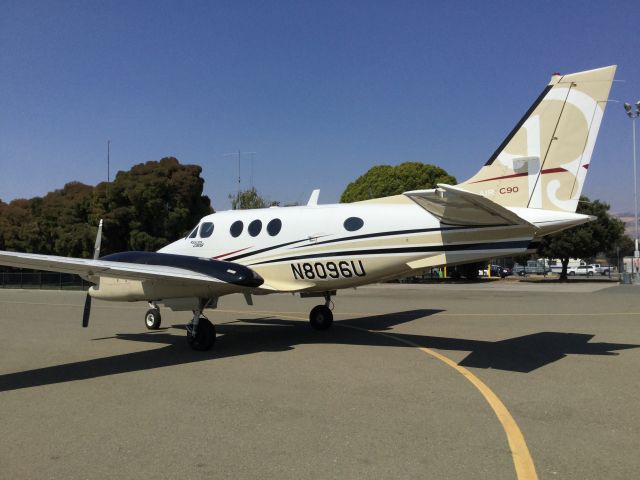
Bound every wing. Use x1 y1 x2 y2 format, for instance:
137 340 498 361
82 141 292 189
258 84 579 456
0 250 263 288
404 184 536 228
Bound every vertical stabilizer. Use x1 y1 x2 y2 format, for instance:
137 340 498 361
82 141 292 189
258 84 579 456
459 66 616 212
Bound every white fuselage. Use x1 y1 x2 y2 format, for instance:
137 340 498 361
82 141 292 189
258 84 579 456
157 198 544 294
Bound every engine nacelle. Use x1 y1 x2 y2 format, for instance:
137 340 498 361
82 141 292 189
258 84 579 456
89 277 235 302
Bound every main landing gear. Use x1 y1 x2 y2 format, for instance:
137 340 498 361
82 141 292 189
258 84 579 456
185 299 216 351
144 299 217 351
309 292 334 330
145 302 162 330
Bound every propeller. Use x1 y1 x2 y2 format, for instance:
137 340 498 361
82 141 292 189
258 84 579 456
82 219 103 328
82 295 92 327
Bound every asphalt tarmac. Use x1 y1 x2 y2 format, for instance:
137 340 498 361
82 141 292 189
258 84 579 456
0 281 638 480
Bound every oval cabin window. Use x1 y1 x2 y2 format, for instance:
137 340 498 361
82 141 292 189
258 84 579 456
248 220 262 237
343 217 364 232
230 221 244 237
267 219 282 236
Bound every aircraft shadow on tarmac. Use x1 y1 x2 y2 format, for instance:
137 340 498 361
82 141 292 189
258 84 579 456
1 309 638 392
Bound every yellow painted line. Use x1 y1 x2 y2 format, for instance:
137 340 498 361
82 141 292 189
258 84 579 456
340 323 538 480
222 308 539 480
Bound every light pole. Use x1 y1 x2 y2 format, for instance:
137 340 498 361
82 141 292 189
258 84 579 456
624 101 640 281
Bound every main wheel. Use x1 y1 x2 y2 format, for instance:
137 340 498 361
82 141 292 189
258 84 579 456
144 309 162 330
187 317 216 351
309 305 333 330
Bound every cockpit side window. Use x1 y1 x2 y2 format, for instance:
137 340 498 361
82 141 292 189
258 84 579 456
200 222 214 238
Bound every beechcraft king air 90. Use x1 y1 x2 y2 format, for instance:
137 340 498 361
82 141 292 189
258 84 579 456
0 66 617 350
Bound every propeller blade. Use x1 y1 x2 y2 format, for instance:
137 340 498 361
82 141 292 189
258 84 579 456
82 294 92 328
93 219 103 260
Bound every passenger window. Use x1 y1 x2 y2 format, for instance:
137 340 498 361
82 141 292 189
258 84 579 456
344 217 364 232
267 218 282 236
188 226 199 238
230 220 243 237
248 220 262 237
200 222 214 238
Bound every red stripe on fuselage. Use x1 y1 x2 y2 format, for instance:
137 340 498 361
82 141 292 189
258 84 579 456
213 247 251 259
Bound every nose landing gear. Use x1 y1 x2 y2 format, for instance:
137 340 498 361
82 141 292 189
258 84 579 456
309 292 334 330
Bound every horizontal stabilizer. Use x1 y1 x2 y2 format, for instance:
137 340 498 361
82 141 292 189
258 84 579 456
404 184 536 227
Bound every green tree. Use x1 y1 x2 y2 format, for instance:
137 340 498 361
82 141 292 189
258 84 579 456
0 157 213 256
340 162 457 203
230 187 278 210
604 234 635 269
537 197 625 280
100 157 213 252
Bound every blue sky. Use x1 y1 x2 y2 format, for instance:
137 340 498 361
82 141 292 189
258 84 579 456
2 0 640 212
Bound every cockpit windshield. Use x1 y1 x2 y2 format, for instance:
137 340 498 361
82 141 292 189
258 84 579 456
187 225 199 239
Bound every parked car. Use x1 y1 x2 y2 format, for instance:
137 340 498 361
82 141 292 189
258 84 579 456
589 264 612 275
567 265 595 276
478 265 512 278
513 263 551 276
499 266 513 277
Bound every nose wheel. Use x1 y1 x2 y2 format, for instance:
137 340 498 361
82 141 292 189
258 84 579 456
309 292 334 330
309 305 333 330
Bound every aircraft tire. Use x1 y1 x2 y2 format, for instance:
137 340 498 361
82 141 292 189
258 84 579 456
144 309 162 330
309 305 333 330
187 317 216 351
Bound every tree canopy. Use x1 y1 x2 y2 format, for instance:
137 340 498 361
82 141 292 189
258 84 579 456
0 157 212 257
230 187 279 210
537 196 625 279
340 162 457 203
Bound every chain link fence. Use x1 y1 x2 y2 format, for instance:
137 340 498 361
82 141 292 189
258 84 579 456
0 271 91 290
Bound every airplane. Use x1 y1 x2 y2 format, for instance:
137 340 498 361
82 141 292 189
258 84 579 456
0 65 616 351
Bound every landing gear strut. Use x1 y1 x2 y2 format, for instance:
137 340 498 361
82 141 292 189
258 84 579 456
144 302 161 330
309 292 334 330
186 299 216 351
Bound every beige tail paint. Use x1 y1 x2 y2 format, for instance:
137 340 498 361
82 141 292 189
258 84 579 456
459 66 616 213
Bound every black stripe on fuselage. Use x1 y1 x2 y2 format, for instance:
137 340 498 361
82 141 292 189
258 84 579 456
226 224 512 262
248 239 532 266
292 226 466 248
224 237 322 262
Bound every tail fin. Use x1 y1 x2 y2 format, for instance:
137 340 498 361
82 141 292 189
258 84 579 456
459 65 616 212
